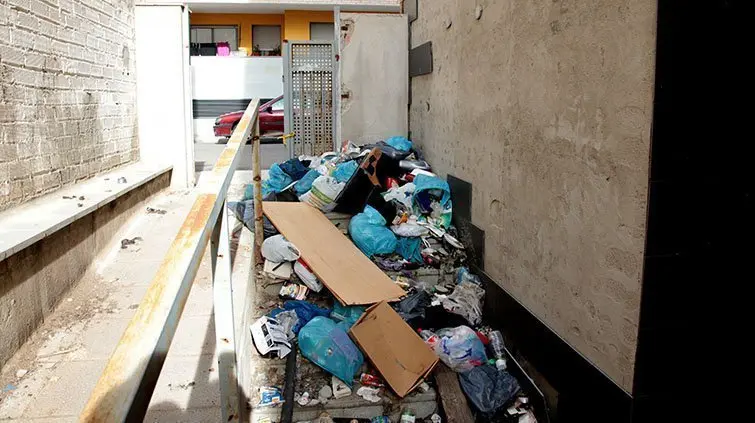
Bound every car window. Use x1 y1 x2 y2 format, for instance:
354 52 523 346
271 98 284 111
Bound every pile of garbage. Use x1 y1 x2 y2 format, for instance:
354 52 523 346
235 137 538 423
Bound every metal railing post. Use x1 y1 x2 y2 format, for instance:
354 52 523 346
211 199 241 422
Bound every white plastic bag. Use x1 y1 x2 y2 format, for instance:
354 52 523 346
429 326 488 372
261 235 301 262
383 182 415 209
294 259 323 292
299 176 345 212
442 281 485 326
391 222 429 237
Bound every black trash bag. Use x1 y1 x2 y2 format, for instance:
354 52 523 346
459 365 520 414
405 304 472 331
394 290 431 321
226 200 278 238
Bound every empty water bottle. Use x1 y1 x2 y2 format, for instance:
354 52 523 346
489 330 508 371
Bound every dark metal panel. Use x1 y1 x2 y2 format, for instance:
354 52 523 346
409 41 432 77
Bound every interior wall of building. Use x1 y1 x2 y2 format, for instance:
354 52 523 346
408 0 657 392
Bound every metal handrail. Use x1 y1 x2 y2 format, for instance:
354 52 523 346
79 99 262 423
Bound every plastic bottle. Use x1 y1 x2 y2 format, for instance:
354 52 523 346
400 410 416 423
489 330 508 371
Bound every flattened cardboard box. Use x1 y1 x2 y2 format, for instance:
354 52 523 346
349 302 439 397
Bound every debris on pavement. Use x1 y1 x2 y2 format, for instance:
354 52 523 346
146 206 167 215
15 369 28 378
258 386 284 407
120 237 142 249
246 137 544 422
116 176 127 184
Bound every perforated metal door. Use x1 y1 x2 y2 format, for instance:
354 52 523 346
283 41 336 157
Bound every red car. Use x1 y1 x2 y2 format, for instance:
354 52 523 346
213 95 284 138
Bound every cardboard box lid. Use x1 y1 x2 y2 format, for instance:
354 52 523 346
263 202 406 305
350 302 439 397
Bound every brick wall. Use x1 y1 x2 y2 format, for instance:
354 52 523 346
0 0 138 212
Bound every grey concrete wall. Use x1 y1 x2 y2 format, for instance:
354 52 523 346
0 171 170 369
409 0 656 391
0 0 138 212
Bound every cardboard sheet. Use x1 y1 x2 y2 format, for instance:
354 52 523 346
262 202 406 305
350 302 439 397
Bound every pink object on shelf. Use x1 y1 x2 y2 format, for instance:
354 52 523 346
216 42 230 56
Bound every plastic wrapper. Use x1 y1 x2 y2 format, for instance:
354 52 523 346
442 281 485 326
396 237 423 264
459 365 520 414
427 326 488 372
262 164 294 197
294 259 323 292
261 235 301 262
298 317 364 386
299 176 345 212
385 136 413 152
348 206 398 257
294 169 320 195
456 267 482 286
383 182 415 210
332 160 359 183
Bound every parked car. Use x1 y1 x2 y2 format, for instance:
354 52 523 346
213 95 284 138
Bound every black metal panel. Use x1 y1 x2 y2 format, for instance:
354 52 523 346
409 41 432 77
192 99 273 118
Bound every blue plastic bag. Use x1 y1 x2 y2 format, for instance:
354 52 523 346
349 206 397 257
385 136 413 152
262 164 294 197
269 300 330 334
332 160 359 183
299 317 364 385
412 174 453 228
396 237 423 264
280 158 309 181
331 303 366 330
294 169 320 195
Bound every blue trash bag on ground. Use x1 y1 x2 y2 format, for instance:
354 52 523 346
330 303 366 330
332 160 359 183
298 317 364 385
280 158 309 181
349 206 397 257
226 200 278 237
459 365 520 414
385 136 413 152
412 174 453 228
396 237 423 264
269 300 330 334
262 164 294 197
295 169 320 195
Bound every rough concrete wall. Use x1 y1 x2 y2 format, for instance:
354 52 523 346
0 0 139 212
0 171 170 369
409 0 656 391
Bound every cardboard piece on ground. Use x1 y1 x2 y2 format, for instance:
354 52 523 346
350 302 439 397
262 202 405 305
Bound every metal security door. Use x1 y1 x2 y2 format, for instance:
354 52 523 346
283 41 336 157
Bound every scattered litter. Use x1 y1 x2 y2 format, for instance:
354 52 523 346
66 298 73 302
77 203 83 207
297 391 311 406
78 195 85 201
385 136 413 152
117 177 127 184
146 206 167 215
299 317 364 385
3 384 17 392
330 303 366 329
167 381 195 391
299 175 345 212
279 283 308 300
349 205 397 257
257 386 284 408
371 417 390 423
261 235 301 262
489 330 508 371
120 237 142 249
424 326 487 372
332 375 352 399
442 281 485 326
264 259 293 280
250 316 292 358
356 386 381 403
459 365 520 414
15 369 28 378
418 381 430 393
273 310 299 341
269 300 330 335
262 164 294 197
430 413 442 423
359 373 385 387
319 385 333 400
257 418 272 423
294 259 323 292
399 410 416 423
